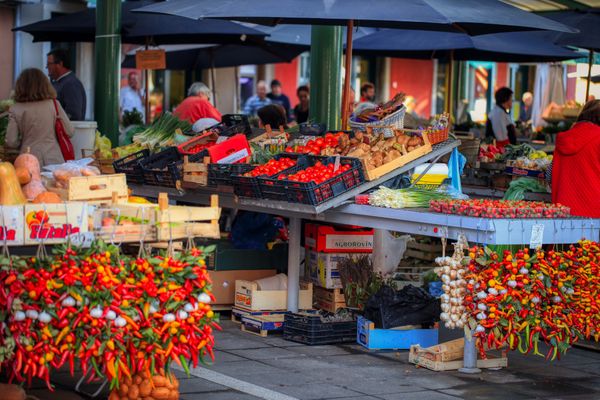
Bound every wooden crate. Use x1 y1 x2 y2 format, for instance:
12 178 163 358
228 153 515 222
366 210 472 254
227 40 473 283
409 338 508 371
92 203 157 243
231 307 288 324
234 280 313 311
360 132 433 181
156 193 220 241
49 174 129 205
182 156 209 187
313 286 346 312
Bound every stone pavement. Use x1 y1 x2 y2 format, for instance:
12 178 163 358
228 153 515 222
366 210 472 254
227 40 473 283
19 318 600 400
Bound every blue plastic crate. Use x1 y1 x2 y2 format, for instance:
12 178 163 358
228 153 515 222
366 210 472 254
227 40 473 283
357 316 438 350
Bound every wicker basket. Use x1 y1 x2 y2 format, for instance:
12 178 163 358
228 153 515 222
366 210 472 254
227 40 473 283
349 105 406 137
427 127 450 145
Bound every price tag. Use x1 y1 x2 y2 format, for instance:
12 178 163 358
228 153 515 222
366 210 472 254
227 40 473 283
530 224 544 250
69 232 95 248
333 155 341 172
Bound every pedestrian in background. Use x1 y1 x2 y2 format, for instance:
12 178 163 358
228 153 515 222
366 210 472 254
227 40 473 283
519 92 533 123
46 48 86 121
486 87 517 147
293 85 310 124
360 82 376 103
6 68 73 166
243 80 271 117
174 82 222 126
257 104 288 130
120 71 145 121
267 79 291 121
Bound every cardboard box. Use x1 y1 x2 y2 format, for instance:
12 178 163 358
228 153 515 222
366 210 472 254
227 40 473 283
313 286 346 312
210 270 277 305
306 249 368 289
24 203 89 245
235 280 313 311
0 206 24 246
305 223 373 253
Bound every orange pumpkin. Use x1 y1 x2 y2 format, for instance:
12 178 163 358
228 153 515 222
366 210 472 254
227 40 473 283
32 192 62 204
0 163 27 205
15 167 31 185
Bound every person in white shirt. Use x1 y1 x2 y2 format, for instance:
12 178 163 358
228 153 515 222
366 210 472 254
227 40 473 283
486 87 516 148
120 71 145 121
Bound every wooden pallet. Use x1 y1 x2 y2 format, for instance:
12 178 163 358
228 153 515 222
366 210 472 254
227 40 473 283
360 131 432 181
156 193 221 240
409 338 508 371
182 156 210 187
240 314 285 337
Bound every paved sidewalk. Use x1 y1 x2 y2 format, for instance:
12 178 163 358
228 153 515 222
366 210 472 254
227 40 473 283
23 317 600 400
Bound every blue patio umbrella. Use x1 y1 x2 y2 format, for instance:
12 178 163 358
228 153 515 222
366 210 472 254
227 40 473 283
134 0 577 128
352 29 581 62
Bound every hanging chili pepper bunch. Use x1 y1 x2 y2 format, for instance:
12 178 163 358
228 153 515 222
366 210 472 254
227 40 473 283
463 241 600 361
0 240 219 391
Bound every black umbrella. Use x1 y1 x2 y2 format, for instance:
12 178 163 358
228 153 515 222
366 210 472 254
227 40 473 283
543 10 600 101
13 0 267 45
134 0 577 127
121 43 305 70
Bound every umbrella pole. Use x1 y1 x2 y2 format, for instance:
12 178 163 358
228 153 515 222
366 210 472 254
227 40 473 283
341 20 354 130
586 50 594 103
144 38 150 124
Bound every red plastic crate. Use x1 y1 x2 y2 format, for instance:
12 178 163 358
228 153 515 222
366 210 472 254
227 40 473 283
177 131 218 155
207 134 251 164
305 223 373 253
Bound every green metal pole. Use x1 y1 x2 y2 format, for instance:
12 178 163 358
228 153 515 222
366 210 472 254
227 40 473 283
95 0 121 146
309 25 343 130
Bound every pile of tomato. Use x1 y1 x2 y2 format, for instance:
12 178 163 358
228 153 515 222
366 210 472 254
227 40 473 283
244 157 296 178
279 160 350 185
183 142 213 154
285 132 346 155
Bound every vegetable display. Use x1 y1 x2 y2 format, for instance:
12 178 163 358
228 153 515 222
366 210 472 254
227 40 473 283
279 160 350 184
434 238 468 329
351 93 405 123
284 132 345 155
243 157 296 178
0 162 27 205
0 240 218 392
430 199 570 219
133 113 192 148
478 144 504 163
503 178 548 201
13 154 44 201
368 186 450 209
464 242 600 360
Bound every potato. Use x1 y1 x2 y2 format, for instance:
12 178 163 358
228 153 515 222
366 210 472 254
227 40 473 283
347 148 367 158
128 384 140 400
152 387 171 400
168 390 179 400
135 375 143 385
119 384 129 397
139 380 153 397
108 391 120 400
123 376 133 387
152 375 168 387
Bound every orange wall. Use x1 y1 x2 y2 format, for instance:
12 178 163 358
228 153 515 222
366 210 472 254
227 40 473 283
389 58 433 118
0 7 15 99
274 58 299 107
495 62 509 92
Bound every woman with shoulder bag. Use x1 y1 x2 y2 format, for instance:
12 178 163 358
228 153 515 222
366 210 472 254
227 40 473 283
6 68 74 166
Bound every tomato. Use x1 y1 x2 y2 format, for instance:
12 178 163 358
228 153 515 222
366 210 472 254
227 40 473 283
315 138 325 147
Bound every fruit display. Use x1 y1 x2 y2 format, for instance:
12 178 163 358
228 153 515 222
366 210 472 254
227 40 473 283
243 157 296 178
0 240 218 391
430 199 570 219
109 370 179 400
464 242 600 359
279 160 350 184
478 144 504 163
506 151 552 172
133 113 192 148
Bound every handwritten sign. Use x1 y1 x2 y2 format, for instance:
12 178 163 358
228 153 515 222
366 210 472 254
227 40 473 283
135 50 166 70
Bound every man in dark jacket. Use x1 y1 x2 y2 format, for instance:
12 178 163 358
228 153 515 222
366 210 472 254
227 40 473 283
47 48 86 121
266 79 291 122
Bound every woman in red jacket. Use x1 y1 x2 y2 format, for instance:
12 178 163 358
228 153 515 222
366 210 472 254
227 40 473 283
552 100 600 217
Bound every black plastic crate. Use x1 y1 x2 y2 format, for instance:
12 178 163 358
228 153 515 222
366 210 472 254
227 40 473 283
258 156 365 205
283 312 357 345
140 147 203 188
208 163 254 187
231 154 301 198
219 114 253 137
113 149 150 185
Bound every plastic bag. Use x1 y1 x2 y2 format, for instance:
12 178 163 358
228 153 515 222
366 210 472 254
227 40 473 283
364 284 440 329
372 231 411 276
42 159 100 188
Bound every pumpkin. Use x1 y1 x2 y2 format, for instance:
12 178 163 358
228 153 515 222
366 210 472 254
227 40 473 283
0 384 26 400
15 167 31 185
14 153 45 200
0 162 27 205
33 192 62 204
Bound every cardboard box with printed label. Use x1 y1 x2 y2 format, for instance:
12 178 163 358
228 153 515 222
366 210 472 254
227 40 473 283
305 249 348 289
0 206 25 246
24 203 89 245
210 270 277 305
305 223 373 253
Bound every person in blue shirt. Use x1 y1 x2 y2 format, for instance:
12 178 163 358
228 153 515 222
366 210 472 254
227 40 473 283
243 80 271 116
267 79 291 121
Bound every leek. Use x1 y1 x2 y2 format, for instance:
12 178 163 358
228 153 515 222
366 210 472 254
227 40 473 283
369 186 450 209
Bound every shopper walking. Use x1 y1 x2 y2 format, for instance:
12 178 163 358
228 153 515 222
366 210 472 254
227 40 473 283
46 48 86 121
267 79 291 121
174 82 222 125
120 71 145 121
552 100 600 218
243 80 271 117
6 68 74 166
293 85 310 124
486 87 517 147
